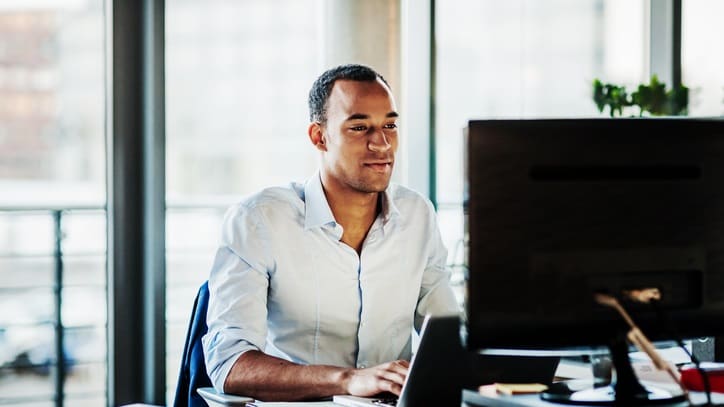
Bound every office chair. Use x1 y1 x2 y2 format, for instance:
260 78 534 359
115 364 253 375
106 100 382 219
174 281 254 407
174 280 213 407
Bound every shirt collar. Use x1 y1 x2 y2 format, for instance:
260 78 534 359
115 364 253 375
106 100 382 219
304 172 337 230
303 171 402 230
379 184 401 226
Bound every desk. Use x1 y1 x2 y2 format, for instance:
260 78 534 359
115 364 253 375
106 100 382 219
462 388 724 407
251 403 337 406
198 387 340 406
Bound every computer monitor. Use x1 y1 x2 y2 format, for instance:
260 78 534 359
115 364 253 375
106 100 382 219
463 117 724 404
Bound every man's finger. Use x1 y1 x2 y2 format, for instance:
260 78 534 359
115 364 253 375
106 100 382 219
377 369 406 385
382 380 403 396
386 360 410 375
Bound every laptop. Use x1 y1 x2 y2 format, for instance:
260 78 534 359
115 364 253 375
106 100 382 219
333 314 560 407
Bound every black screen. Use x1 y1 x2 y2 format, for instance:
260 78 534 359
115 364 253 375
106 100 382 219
464 118 724 350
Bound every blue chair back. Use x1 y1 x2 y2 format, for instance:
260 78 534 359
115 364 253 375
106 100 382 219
173 281 212 407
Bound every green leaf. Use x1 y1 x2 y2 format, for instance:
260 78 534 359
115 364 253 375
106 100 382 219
593 75 689 117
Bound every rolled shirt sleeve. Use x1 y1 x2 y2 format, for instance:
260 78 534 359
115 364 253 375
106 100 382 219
202 203 273 392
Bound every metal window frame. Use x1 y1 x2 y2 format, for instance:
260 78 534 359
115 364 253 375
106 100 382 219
106 0 166 405
648 0 682 87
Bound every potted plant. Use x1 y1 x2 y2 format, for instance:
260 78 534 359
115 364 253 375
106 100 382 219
592 75 689 117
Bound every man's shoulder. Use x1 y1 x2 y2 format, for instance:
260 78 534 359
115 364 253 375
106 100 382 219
387 183 435 210
227 182 304 215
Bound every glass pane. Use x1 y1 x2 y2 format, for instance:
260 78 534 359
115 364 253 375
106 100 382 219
0 257 54 289
435 0 647 275
437 205 466 306
0 213 54 256
62 396 106 407
0 402 54 407
61 210 106 255
62 287 106 327
0 288 54 325
435 0 647 206
65 327 105 365
165 0 318 201
64 362 106 397
0 3 105 207
166 207 225 253
0 324 56 396
0 0 106 404
64 255 105 286
682 0 724 117
0 363 55 405
166 253 215 304
165 1 320 403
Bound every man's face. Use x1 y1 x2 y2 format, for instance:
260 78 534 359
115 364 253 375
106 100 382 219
313 78 399 194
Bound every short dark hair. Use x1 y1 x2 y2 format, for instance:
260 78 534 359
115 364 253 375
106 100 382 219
308 64 390 124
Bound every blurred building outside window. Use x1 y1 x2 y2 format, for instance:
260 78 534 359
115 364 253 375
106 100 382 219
0 0 106 406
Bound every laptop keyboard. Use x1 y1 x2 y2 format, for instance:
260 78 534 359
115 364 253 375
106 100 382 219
371 397 398 406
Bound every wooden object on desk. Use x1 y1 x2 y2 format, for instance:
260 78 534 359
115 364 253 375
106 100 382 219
480 383 548 396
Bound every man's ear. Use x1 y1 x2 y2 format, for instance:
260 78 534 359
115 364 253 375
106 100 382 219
308 122 327 152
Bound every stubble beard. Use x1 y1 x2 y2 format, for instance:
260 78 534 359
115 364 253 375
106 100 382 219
349 167 393 193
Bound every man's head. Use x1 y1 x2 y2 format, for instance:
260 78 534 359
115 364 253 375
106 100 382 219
307 64 399 195
308 64 391 125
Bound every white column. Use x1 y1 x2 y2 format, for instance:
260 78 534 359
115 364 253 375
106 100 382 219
319 0 401 91
321 0 427 190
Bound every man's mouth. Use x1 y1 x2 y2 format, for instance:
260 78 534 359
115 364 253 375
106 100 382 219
363 161 393 172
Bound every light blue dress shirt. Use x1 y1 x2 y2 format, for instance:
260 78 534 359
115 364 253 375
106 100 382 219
202 172 460 391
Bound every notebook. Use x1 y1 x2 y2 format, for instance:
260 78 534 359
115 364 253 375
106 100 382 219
333 314 560 407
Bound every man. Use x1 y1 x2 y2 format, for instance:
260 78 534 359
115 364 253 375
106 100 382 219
202 64 459 401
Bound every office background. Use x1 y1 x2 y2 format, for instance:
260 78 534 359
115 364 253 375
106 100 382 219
0 0 722 406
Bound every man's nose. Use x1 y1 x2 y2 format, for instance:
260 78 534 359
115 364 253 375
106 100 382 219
368 128 391 152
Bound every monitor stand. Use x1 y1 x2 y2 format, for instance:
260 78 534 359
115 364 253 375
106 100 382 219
540 335 687 406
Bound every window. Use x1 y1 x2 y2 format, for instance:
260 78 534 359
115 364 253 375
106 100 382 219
435 0 647 269
0 1 106 406
682 0 724 117
165 0 319 402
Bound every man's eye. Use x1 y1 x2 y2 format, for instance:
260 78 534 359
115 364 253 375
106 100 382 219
351 126 367 131
383 123 398 129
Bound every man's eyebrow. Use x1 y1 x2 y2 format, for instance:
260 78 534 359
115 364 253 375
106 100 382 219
344 112 399 121
345 113 369 121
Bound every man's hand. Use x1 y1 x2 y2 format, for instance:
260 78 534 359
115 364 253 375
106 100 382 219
344 360 410 397
224 351 410 401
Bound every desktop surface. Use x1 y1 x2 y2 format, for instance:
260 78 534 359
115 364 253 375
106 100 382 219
462 387 724 407
463 389 724 407
196 389 724 407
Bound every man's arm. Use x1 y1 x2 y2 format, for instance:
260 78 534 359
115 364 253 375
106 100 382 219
224 350 409 401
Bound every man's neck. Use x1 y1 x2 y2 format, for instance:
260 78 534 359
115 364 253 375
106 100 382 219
320 175 381 254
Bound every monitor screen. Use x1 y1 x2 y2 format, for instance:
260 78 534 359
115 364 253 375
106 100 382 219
463 118 724 351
